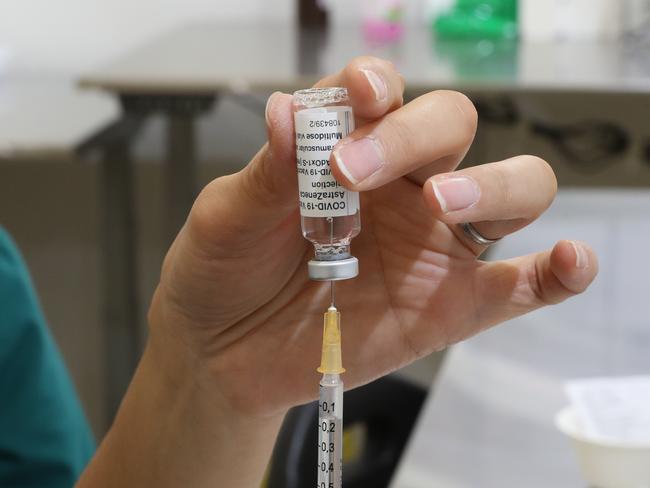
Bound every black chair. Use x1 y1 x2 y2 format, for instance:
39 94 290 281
268 375 427 488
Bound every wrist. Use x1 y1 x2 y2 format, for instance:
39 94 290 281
143 328 286 487
78 324 285 488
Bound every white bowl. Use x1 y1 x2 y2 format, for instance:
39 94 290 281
555 406 650 488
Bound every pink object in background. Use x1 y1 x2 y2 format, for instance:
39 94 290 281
362 0 405 42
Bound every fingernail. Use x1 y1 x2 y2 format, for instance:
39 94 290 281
333 137 384 184
265 92 278 127
360 69 387 101
570 241 589 269
430 175 481 213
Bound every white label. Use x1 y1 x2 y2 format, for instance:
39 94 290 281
294 106 359 218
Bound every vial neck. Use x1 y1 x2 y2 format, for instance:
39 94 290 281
314 243 351 261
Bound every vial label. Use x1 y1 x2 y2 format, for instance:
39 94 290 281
294 106 359 218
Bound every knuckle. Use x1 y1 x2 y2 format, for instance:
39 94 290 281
528 260 549 305
244 153 276 201
348 55 389 71
420 90 477 151
441 90 478 144
345 56 377 79
522 154 550 172
377 58 400 78
529 258 563 306
187 174 250 250
522 154 558 209
532 155 558 191
491 164 514 206
241 148 296 212
188 179 226 243
379 116 413 163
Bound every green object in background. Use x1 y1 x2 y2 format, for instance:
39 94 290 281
433 37 518 82
0 227 95 487
434 0 518 40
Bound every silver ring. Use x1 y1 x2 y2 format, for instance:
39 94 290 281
459 222 501 246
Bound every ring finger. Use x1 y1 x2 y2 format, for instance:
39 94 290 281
423 155 558 255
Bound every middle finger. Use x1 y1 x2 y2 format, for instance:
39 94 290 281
330 90 478 191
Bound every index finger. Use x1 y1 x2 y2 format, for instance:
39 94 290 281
313 56 405 123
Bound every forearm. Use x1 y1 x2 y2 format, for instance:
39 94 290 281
76 335 284 488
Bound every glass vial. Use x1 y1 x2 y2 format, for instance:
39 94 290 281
293 87 360 281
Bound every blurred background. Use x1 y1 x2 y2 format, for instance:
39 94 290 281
2 1 650 487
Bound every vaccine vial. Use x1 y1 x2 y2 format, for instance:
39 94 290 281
293 87 360 281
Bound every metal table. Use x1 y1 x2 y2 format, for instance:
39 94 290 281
79 22 650 423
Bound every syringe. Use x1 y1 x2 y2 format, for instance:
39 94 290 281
317 305 344 488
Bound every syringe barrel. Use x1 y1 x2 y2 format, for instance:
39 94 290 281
318 374 344 488
293 88 360 280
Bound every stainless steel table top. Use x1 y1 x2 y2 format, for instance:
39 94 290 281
79 23 650 95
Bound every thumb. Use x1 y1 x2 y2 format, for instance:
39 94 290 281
186 92 299 251
243 91 298 212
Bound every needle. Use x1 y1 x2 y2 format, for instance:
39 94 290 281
330 280 335 307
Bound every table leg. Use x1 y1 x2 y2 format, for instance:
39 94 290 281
79 115 144 426
166 114 197 244
118 94 215 245
88 94 214 426
100 136 140 423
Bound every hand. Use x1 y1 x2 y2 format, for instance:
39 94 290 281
149 56 598 418
80 57 598 488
